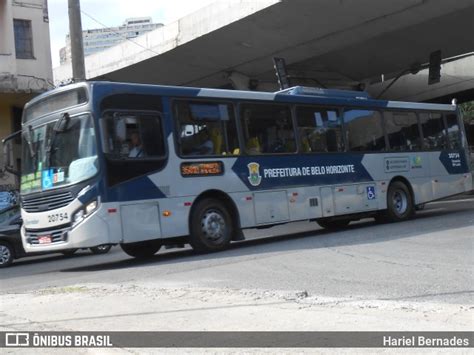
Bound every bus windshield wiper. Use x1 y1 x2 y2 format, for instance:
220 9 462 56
45 112 70 166
24 125 35 159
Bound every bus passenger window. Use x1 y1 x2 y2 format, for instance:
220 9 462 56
384 111 422 151
296 107 343 153
344 109 385 152
445 114 461 149
419 112 447 150
175 101 239 156
240 104 295 154
102 112 165 159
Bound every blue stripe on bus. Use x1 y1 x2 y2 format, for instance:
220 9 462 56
106 176 166 202
77 185 99 204
231 154 374 190
439 150 470 174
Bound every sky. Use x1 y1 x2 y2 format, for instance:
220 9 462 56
47 0 214 68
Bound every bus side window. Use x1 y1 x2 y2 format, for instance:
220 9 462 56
384 111 422 151
175 101 239 156
445 113 461 149
344 109 385 152
102 112 165 159
296 106 344 153
240 104 295 155
419 112 447 150
101 111 167 186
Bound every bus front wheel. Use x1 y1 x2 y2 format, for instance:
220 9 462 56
120 240 161 258
384 181 414 222
190 198 233 253
90 245 112 255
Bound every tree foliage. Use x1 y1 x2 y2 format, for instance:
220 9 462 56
460 101 474 123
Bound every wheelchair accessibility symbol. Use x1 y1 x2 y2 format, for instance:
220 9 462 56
366 186 376 200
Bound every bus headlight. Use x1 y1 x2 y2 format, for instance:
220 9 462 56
85 200 98 214
72 199 99 228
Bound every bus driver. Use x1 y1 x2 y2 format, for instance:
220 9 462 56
129 132 145 158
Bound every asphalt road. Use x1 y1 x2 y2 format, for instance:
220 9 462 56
1 196 473 305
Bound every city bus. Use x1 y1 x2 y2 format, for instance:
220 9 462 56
4 82 472 258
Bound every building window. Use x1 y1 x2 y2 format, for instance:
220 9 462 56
13 19 34 59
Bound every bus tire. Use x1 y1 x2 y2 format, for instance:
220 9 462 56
120 240 161 258
317 218 350 230
385 181 414 222
0 241 14 268
61 249 78 256
90 244 112 255
189 198 233 253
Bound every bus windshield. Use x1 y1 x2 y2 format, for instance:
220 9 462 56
20 113 98 194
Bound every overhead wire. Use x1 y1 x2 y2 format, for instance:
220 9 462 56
79 10 161 57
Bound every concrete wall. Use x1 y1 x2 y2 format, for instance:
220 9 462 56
0 0 53 191
0 102 17 191
0 0 17 82
368 55 474 102
10 0 53 92
54 0 280 83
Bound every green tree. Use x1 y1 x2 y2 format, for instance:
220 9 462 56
460 101 474 123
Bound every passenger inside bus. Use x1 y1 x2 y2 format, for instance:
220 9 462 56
128 131 145 158
241 104 295 154
176 100 240 156
193 127 214 155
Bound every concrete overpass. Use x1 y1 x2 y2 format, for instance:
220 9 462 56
54 0 474 102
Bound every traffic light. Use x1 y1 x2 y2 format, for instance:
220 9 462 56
273 57 290 90
428 50 441 85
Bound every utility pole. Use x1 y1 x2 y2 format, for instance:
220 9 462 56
68 0 86 81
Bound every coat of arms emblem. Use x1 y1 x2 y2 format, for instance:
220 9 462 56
247 162 262 186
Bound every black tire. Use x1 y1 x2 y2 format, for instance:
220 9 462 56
120 240 161 258
189 198 234 252
90 245 112 255
61 249 78 256
0 241 14 268
385 181 414 222
317 218 350 230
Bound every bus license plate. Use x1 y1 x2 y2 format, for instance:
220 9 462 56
38 235 52 244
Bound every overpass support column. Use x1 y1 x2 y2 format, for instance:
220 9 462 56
226 71 251 90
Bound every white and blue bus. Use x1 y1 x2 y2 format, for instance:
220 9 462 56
8 82 472 257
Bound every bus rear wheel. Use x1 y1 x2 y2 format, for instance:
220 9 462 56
384 181 414 222
190 198 233 253
120 240 161 258
317 218 350 230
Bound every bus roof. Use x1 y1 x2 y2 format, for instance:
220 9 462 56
25 81 457 114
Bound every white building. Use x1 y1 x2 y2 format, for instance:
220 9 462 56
0 0 53 191
60 17 163 65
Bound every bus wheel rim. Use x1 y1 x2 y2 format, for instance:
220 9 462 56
0 246 11 264
393 190 408 214
201 210 226 242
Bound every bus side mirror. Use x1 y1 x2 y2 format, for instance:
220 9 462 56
2 130 21 177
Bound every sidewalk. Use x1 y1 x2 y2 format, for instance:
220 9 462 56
2 282 472 332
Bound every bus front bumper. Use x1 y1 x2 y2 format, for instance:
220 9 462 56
22 213 111 253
